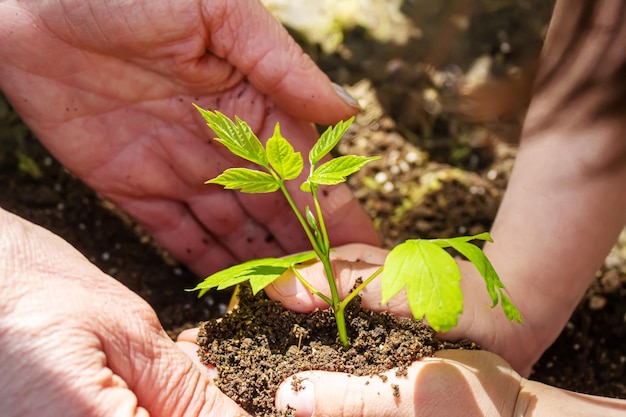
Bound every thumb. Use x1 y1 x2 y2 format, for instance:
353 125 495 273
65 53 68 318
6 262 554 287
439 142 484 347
207 0 360 124
265 244 412 317
275 351 522 417
102 316 248 416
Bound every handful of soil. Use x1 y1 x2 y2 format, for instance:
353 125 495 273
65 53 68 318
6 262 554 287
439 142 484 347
197 285 477 416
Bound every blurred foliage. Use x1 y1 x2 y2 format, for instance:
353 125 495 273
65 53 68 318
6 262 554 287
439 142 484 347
266 0 554 170
262 0 420 53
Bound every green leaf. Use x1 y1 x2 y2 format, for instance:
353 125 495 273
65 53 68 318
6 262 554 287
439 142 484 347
300 180 312 192
193 105 268 167
500 293 524 324
188 252 318 297
309 117 354 165
206 168 279 193
309 155 380 186
431 232 493 248
382 240 463 332
246 265 294 294
266 124 304 180
432 233 522 324
249 252 318 293
189 258 278 297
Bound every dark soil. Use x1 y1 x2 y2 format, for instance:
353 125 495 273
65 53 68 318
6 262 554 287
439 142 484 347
198 285 477 417
1 0 625 412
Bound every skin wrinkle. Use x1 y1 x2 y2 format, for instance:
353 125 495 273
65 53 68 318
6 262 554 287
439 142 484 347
167 358 224 417
238 192 306 253
63 1 107 53
184 199 248 261
84 97 224 185
172 371 207 417
242 26 307 99
120 190 277 275
136 1 159 42
512 381 530 417
200 0 237 59
351 381 366 417
188 198 279 256
205 0 304 100
163 220 238 273
173 370 200 416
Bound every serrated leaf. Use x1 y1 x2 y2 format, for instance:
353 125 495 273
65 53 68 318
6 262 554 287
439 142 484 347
193 105 268 167
309 155 380 186
432 232 522 324
266 124 303 180
246 265 294 294
440 238 501 306
382 240 463 332
249 251 318 293
500 292 523 324
309 117 354 165
189 258 279 297
431 232 493 249
189 252 318 297
206 168 279 193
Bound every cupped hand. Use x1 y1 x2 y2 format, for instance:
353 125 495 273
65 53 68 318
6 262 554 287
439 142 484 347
0 208 248 417
264 244 539 375
275 350 524 417
0 0 379 275
176 331 524 417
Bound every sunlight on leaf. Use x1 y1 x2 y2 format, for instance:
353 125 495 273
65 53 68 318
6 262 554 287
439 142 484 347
432 233 522 324
193 105 268 167
266 124 303 180
189 252 318 297
309 155 379 186
382 240 463 332
206 168 279 193
309 117 354 165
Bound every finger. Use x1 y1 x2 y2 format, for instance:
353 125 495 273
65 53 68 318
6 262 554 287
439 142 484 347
275 351 521 417
265 244 412 317
202 0 361 125
176 328 199 343
101 308 248 416
176 340 219 381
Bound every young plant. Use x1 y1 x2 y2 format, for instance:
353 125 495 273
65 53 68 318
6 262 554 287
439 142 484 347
190 106 522 348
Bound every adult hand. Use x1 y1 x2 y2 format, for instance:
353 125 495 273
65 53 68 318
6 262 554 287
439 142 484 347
0 0 379 276
276 350 524 417
0 208 249 417
274 349 626 417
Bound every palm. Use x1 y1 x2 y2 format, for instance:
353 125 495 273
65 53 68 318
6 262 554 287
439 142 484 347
0 0 378 274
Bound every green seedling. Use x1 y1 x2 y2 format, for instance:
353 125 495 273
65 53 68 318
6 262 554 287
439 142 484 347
190 106 522 348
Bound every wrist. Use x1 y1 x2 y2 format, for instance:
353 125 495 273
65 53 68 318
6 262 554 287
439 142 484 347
446 260 551 375
517 379 626 417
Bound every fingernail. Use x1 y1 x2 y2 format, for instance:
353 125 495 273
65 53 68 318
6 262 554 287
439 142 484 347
276 378 314 416
332 82 361 109
319 184 353 216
